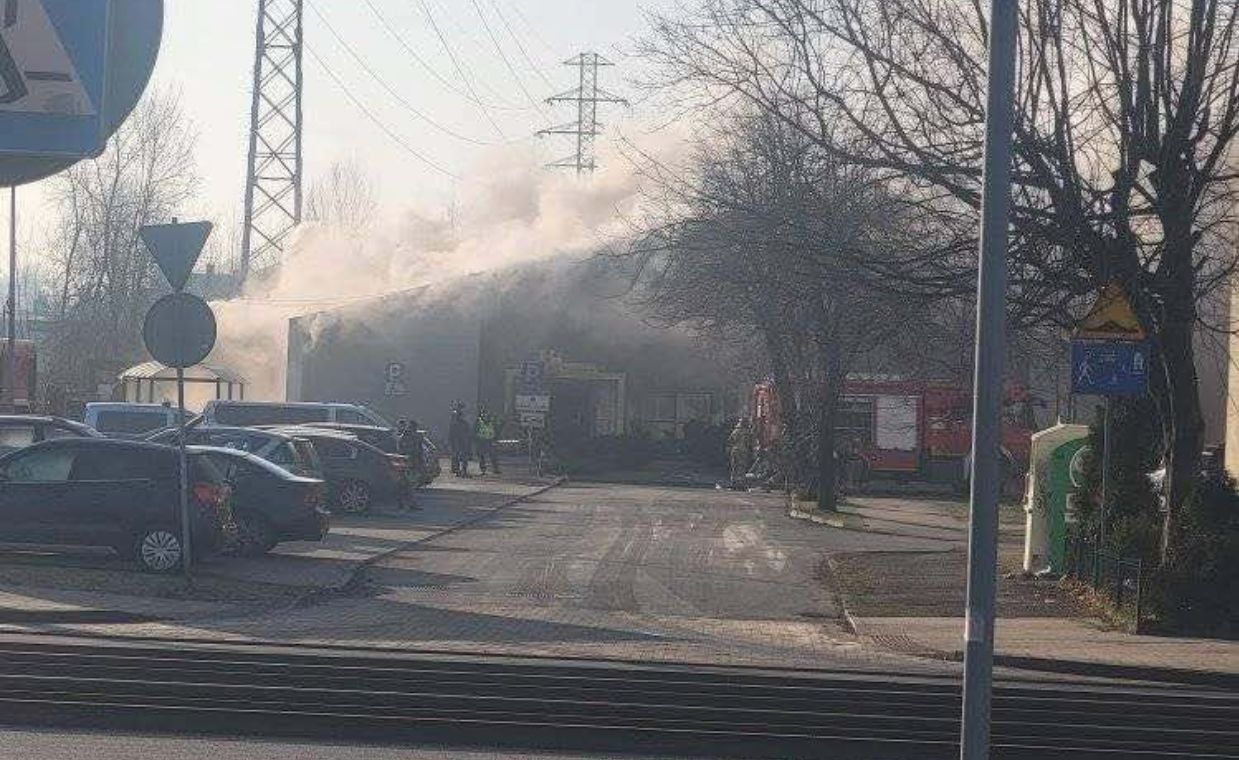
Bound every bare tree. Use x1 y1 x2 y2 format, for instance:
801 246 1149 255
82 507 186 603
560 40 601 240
44 89 199 396
624 112 926 508
645 0 1239 561
305 158 379 230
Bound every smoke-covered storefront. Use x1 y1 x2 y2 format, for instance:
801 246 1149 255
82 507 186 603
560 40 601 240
286 257 741 442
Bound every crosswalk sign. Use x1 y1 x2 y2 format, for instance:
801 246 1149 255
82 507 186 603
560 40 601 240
0 0 109 158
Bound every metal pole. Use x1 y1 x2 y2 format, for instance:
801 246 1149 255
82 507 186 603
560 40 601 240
961 2 1019 759
1095 397 1112 584
5 186 16 411
177 367 193 581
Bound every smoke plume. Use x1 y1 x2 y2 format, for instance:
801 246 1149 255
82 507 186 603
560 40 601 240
209 141 662 400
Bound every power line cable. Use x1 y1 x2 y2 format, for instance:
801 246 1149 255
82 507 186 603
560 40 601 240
412 0 510 138
504 1 558 58
305 44 459 179
467 0 546 114
307 1 492 146
358 0 528 113
486 0 554 89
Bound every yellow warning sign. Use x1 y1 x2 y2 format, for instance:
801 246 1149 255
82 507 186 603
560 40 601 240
1075 283 1146 341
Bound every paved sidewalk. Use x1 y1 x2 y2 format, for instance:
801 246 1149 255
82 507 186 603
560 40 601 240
854 615 1239 682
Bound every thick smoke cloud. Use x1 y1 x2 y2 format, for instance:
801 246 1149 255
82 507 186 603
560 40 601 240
208 141 665 400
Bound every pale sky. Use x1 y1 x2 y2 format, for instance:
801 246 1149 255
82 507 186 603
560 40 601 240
14 0 684 267
156 0 677 219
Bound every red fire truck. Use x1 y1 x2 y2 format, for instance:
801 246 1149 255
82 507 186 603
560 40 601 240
0 340 37 412
751 376 1036 487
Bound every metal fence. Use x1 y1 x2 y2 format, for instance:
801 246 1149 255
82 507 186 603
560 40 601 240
1066 537 1145 633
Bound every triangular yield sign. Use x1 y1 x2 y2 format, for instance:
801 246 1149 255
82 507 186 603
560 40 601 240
1076 283 1146 341
0 0 96 116
140 221 213 292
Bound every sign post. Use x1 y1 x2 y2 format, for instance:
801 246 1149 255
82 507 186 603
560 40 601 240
141 220 214 581
1071 283 1148 583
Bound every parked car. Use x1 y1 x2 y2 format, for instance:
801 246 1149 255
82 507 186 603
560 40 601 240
203 400 392 428
0 415 102 456
307 422 399 452
0 439 231 573
190 446 329 556
264 426 408 513
84 402 189 440
146 425 323 479
307 422 441 487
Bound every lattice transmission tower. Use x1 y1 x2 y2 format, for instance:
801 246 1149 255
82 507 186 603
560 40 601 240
240 0 305 280
538 52 626 175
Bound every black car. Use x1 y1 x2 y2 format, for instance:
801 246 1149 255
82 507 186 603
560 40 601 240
191 446 329 556
146 426 323 479
306 422 400 453
0 415 102 457
307 422 441 487
264 427 407 513
0 439 231 573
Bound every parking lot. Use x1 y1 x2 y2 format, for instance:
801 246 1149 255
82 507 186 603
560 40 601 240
0 462 558 627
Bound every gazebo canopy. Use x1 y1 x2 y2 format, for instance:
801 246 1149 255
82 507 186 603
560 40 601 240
118 362 247 406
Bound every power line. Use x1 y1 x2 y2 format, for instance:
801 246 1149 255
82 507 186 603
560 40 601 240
307 1 491 146
358 0 527 113
305 45 459 179
504 1 558 58
486 0 554 89
413 0 508 139
467 0 545 114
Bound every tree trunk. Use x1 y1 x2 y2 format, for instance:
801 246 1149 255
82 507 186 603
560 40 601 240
815 350 845 512
1158 316 1204 566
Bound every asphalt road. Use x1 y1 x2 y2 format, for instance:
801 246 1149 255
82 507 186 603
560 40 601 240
324 482 956 666
0 728 668 760
0 636 1231 759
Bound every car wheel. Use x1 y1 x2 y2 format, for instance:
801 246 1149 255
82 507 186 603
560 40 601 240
234 514 276 557
336 480 373 514
135 528 183 573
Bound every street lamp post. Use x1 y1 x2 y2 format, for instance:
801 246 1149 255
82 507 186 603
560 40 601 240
960 2 1020 759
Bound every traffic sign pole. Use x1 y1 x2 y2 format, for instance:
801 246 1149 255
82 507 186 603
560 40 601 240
5 187 14 411
1096 397 1112 584
177 365 191 581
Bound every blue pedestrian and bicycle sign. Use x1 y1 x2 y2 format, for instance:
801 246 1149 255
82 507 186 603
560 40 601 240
1071 339 1149 396
0 0 110 159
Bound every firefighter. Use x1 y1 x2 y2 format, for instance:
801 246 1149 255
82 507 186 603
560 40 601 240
448 403 472 477
474 407 500 475
397 419 427 499
727 419 753 489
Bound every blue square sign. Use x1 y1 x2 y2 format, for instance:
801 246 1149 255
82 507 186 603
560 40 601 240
0 0 110 158
1072 339 1150 396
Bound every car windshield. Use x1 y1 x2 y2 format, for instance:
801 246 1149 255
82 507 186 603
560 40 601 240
8 3 1236 758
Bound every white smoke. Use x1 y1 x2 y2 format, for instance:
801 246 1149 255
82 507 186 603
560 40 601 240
209 138 678 400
